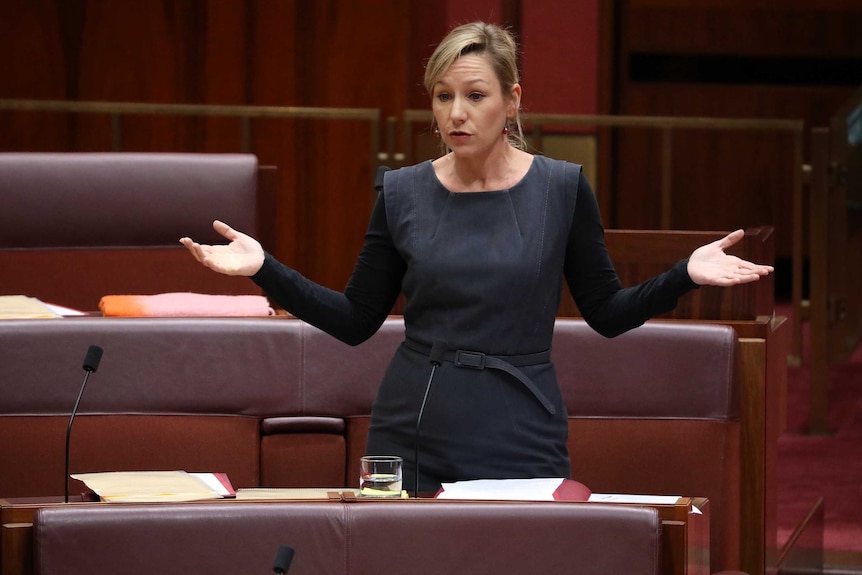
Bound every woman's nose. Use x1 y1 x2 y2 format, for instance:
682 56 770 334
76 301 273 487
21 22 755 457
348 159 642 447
451 98 467 121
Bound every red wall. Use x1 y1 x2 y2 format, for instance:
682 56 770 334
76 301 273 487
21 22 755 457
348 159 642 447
521 0 599 115
436 0 600 115
446 0 506 25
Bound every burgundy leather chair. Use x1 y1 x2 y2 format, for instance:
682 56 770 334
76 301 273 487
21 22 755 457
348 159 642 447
0 152 265 311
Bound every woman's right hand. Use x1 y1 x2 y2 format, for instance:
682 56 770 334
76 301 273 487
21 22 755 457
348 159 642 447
179 220 265 277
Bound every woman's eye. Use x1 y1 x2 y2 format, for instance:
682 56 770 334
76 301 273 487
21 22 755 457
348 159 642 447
437 93 451 102
469 92 484 101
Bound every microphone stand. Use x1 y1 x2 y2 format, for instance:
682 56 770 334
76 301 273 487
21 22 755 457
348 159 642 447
414 341 446 498
65 345 103 503
273 545 295 574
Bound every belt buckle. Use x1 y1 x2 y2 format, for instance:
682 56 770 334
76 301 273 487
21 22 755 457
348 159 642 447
454 350 485 369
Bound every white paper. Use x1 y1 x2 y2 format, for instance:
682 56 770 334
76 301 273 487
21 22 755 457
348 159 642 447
437 478 565 501
588 493 682 505
45 303 87 316
189 473 231 496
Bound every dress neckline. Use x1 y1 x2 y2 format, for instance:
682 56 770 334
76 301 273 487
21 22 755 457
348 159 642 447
426 155 538 195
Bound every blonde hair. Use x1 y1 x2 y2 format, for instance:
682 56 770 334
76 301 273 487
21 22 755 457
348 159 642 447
424 22 526 150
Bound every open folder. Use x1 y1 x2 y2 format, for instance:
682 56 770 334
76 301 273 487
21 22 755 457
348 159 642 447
0 295 61 319
71 471 236 503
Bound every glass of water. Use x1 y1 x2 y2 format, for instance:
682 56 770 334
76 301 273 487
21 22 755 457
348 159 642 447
359 455 403 497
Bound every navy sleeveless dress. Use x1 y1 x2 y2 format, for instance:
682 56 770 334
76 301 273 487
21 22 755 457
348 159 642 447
253 155 696 492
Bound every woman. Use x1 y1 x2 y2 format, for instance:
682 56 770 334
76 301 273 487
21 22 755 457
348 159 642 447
181 22 772 493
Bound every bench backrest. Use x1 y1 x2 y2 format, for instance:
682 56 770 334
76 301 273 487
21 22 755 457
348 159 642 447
0 315 739 571
0 152 264 311
33 500 662 575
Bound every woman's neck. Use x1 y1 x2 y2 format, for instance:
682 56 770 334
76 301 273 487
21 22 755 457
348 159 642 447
436 146 531 193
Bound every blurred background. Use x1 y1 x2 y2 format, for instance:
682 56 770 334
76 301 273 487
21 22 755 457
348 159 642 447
2 0 859 293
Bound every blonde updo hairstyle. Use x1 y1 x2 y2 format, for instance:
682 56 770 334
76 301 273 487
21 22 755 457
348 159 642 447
424 22 526 151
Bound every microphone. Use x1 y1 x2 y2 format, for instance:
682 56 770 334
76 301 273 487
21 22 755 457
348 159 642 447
65 345 103 503
414 340 447 498
272 545 295 574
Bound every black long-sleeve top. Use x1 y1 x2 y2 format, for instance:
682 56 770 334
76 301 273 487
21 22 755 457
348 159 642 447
252 158 696 350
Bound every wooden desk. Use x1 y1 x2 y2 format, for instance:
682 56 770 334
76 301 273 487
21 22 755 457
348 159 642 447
556 225 787 575
653 497 710 575
1 495 708 575
705 315 789 575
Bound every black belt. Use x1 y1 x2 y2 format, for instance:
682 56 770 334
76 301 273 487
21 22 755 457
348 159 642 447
404 339 556 415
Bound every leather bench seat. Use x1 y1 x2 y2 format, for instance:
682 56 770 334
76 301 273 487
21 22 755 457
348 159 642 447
0 152 264 311
32 500 663 575
0 315 738 572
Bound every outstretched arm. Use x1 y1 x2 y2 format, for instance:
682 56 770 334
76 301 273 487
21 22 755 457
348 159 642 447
179 220 265 277
179 192 405 346
565 167 774 338
686 229 774 286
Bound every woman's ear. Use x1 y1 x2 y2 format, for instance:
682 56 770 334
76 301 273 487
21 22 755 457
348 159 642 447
508 83 522 117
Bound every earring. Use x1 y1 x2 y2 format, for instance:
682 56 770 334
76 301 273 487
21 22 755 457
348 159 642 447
502 125 509 135
433 127 440 137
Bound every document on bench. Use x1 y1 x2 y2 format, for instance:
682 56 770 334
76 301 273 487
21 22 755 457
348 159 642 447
236 488 363 500
588 494 682 505
71 471 235 503
436 478 591 501
0 295 61 319
588 493 702 514
45 302 87 316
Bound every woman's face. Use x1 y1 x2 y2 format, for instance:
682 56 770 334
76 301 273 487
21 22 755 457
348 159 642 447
431 53 519 158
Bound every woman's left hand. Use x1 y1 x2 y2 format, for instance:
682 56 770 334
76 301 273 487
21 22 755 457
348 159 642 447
687 229 774 286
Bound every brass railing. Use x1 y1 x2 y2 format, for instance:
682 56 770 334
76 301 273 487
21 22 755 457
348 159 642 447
0 98 382 182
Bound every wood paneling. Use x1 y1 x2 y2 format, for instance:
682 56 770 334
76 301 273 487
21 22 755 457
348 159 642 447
286 0 409 289
558 226 776 320
3 0 859 289
609 0 862 260
622 3 862 56
0 0 409 292
0 0 69 149
246 0 299 262
73 2 190 151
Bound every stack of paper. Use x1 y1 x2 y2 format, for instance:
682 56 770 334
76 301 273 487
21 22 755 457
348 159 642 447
0 295 61 319
71 471 235 503
436 478 591 501
587 494 682 505
236 488 362 500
